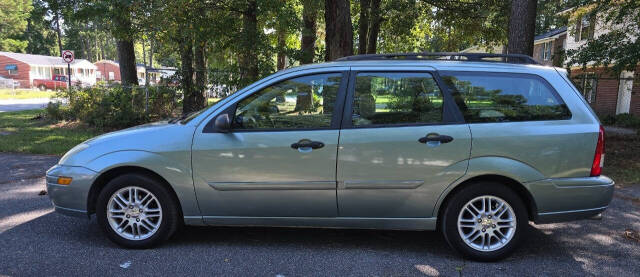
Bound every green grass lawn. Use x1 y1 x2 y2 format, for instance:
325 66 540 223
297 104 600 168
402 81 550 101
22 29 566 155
0 89 55 100
0 109 103 155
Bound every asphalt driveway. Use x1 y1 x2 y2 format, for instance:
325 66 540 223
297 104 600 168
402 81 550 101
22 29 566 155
1 153 639 276
0 98 51 113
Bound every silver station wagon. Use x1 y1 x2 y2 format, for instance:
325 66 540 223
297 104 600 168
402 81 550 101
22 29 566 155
47 53 613 261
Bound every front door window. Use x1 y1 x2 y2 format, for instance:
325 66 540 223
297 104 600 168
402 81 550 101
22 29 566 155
233 73 343 130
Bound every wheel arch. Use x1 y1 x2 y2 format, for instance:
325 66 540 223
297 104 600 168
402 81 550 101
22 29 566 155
435 174 538 226
87 166 183 220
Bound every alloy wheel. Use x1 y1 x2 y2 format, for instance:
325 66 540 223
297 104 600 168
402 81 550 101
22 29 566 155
457 195 516 252
106 186 163 241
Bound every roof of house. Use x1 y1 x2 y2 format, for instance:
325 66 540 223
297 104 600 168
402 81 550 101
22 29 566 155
95 60 150 71
534 26 567 41
95 60 175 73
0 51 96 69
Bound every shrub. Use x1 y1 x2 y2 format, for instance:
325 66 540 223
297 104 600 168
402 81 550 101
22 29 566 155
601 113 640 129
46 85 181 129
45 101 69 121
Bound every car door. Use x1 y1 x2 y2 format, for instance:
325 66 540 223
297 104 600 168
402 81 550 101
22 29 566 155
337 67 471 218
192 70 348 218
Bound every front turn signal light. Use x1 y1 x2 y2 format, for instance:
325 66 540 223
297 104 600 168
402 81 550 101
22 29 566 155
57 177 73 185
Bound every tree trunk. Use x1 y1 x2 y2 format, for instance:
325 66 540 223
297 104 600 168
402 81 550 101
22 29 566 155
142 39 149 86
358 0 370 55
301 0 318 64
276 28 286 70
366 0 381 54
100 37 105 61
112 1 138 86
239 0 259 84
149 39 154 68
180 39 196 115
142 39 147 66
507 0 538 56
94 26 100 61
324 0 354 61
117 40 138 86
194 40 207 110
54 12 63 56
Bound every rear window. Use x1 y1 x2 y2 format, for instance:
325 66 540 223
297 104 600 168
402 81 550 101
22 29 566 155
440 71 571 122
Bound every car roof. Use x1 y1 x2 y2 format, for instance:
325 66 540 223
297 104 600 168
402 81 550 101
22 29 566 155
277 59 557 75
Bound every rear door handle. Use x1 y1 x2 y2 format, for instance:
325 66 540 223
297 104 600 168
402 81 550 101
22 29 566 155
291 139 324 153
418 134 454 144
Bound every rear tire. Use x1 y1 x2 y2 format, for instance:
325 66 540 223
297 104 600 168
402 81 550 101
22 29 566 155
38 85 46 91
96 173 180 248
441 182 528 262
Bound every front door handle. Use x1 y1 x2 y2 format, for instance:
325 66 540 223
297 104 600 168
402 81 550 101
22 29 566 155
291 139 324 153
418 133 454 144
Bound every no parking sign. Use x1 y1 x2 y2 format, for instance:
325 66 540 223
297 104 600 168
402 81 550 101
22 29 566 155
62 50 74 63
62 50 74 88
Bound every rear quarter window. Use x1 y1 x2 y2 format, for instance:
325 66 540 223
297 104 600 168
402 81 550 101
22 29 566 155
440 71 571 122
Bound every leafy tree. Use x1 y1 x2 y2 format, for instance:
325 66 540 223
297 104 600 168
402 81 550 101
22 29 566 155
373 0 429 53
72 0 139 85
0 0 33 52
536 0 569 35
22 0 58 55
567 0 640 73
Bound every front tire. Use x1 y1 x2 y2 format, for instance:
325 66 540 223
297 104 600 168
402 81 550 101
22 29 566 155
96 174 180 248
441 182 528 262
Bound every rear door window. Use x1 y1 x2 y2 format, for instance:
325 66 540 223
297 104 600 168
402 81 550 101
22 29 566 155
440 71 570 122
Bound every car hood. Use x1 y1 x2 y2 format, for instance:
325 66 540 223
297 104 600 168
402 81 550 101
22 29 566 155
59 121 195 166
84 121 173 145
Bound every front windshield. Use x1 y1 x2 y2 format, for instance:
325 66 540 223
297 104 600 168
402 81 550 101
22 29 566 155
180 93 234 124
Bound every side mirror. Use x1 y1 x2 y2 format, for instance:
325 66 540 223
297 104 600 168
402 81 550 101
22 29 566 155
214 114 231 133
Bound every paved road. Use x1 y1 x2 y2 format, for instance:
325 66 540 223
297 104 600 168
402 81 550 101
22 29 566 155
0 98 50 112
1 153 639 276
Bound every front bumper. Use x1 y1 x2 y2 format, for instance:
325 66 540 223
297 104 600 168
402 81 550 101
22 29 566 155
46 164 98 218
526 175 615 224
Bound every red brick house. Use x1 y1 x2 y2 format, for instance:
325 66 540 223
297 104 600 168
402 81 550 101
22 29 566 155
94 60 122 82
564 10 639 117
95 60 163 85
0 51 97 88
532 27 566 67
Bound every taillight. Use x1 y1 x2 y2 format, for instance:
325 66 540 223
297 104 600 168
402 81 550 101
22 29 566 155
590 125 605 176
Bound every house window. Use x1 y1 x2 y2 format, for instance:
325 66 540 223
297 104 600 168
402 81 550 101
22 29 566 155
573 73 598 104
575 16 594 42
5 64 18 75
540 41 552 61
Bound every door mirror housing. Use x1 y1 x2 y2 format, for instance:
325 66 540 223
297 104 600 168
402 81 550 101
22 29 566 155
214 113 231 133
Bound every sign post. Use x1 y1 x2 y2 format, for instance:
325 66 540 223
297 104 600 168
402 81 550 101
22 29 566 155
62 50 74 89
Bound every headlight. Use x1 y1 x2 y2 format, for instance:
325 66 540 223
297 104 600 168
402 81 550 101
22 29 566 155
59 143 90 165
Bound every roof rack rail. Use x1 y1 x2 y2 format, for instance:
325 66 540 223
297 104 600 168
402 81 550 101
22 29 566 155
335 52 539 65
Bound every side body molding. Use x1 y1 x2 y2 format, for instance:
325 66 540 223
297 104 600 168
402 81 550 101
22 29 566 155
84 150 201 221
